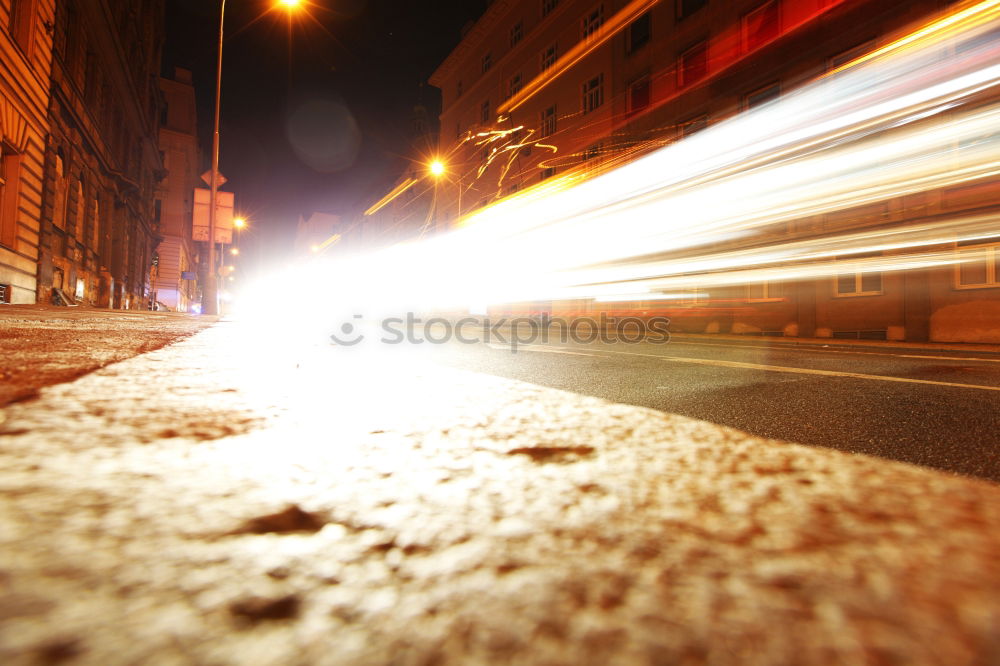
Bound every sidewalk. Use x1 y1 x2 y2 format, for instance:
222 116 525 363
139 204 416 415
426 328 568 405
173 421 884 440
0 304 214 406
0 319 997 665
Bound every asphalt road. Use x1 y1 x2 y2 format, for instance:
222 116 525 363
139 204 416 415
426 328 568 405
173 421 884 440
404 328 1000 482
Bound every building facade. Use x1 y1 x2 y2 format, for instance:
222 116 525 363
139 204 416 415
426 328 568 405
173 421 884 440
0 0 55 304
36 0 165 308
429 0 1000 343
154 67 200 312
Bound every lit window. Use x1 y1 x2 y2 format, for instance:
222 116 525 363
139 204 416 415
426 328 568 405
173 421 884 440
540 44 557 71
582 5 604 39
582 74 604 113
678 41 708 87
510 21 523 47
956 241 1000 288
742 1 780 53
626 13 651 54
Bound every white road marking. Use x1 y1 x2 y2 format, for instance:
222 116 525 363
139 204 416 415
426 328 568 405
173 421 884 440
486 343 596 357
484 341 1000 391
582 347 1000 392
668 340 1000 363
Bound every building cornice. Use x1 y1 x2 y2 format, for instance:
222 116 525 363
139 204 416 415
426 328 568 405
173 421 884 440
428 0 516 88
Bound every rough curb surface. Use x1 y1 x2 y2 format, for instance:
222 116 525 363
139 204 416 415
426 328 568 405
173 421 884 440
0 322 997 665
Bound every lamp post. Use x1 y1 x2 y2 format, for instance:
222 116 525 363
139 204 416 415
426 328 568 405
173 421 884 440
203 0 301 315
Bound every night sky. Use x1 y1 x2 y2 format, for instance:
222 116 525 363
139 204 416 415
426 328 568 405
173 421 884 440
163 0 487 261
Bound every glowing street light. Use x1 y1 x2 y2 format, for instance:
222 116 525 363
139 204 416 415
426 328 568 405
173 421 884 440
203 0 301 315
230 247 240 256
233 216 247 229
429 159 445 177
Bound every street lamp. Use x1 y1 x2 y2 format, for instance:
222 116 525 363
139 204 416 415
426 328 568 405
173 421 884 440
203 1 300 315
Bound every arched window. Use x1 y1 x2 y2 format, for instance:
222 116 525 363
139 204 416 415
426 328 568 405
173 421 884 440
52 153 68 230
74 180 84 240
90 197 100 249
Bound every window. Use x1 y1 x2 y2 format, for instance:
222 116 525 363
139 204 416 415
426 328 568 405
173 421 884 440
583 143 600 162
541 44 557 71
955 241 1000 288
457 80 463 98
677 0 707 20
627 13 651 54
481 99 491 124
681 114 708 137
482 52 493 73
541 167 555 180
627 75 651 116
507 73 523 100
510 21 523 47
836 257 883 296
74 181 84 240
748 281 782 302
9 0 36 53
542 0 560 17
0 144 22 249
678 41 708 87
582 5 604 39
540 105 556 137
742 1 780 53
582 74 604 113
52 153 68 230
745 82 780 109
90 198 99 248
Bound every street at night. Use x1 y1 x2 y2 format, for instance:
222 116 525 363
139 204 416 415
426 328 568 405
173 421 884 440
3 0 1000 664
418 327 1000 481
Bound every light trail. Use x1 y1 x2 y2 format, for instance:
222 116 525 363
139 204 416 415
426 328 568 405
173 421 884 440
240 0 1000 321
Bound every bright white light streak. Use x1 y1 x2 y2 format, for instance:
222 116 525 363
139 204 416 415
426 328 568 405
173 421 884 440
239 1 1000 320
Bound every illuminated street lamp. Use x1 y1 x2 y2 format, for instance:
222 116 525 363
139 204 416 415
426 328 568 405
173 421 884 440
204 1 300 315
230 247 240 256
429 159 445 177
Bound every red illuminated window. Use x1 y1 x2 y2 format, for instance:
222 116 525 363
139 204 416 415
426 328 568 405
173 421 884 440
742 1 780 53
678 41 708 88
627 75 651 116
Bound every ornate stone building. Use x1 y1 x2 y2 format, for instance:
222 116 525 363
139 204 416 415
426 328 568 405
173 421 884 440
0 0 55 303
37 0 165 308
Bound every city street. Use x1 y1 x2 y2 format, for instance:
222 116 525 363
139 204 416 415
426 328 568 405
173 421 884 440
415 328 1000 481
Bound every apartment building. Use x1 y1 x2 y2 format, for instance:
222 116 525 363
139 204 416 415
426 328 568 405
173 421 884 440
0 0 55 303
429 0 1000 343
37 0 165 308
